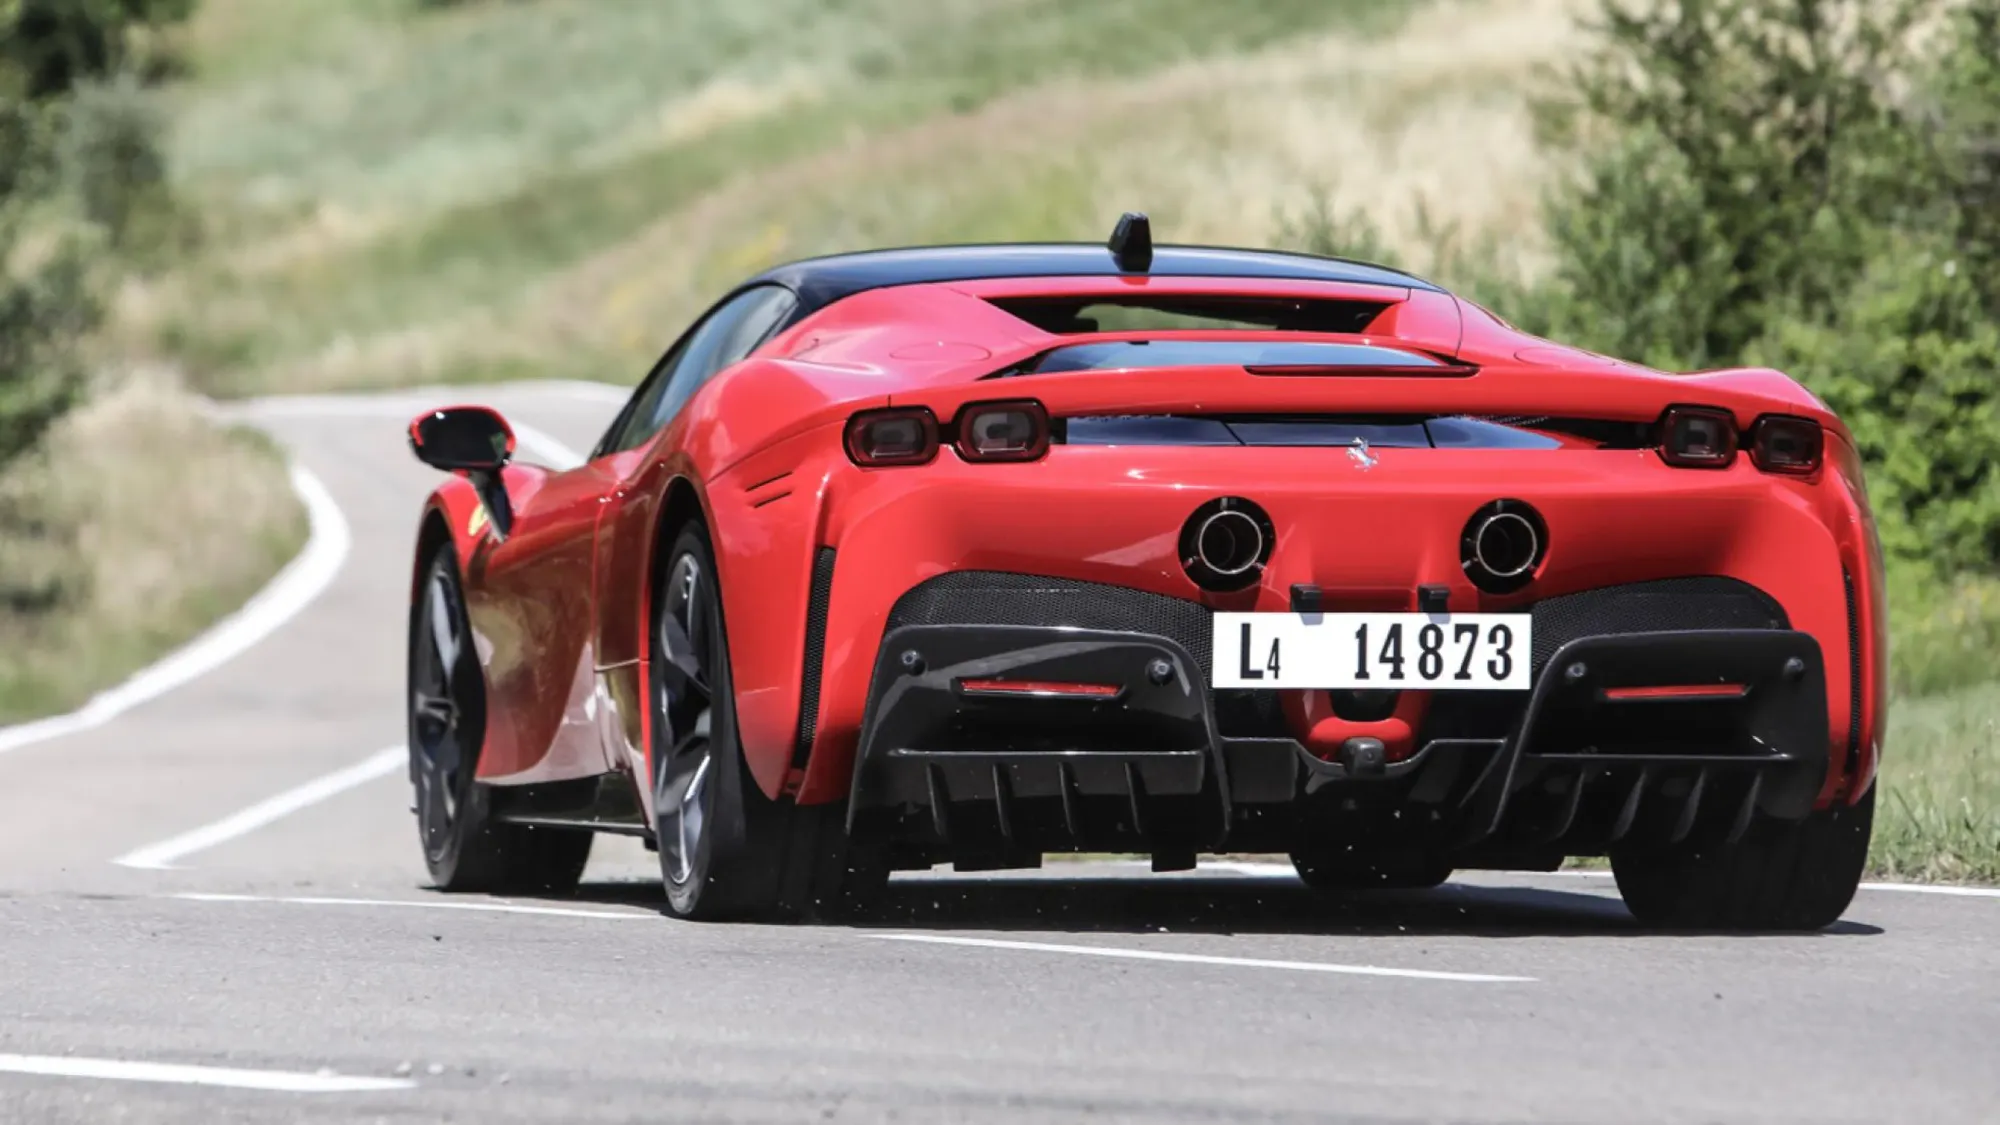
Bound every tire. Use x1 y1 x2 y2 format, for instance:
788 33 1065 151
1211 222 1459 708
649 524 887 921
1611 784 1874 931
1289 845 1454 891
409 546 593 894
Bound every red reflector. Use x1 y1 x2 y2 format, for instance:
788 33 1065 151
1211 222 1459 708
957 679 1121 698
1601 683 1748 701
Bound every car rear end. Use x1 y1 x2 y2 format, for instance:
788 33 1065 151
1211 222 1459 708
790 310 1881 900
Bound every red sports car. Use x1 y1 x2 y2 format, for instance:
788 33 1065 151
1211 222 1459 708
404 214 1882 930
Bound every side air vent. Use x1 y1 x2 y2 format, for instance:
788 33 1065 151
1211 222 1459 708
792 548 837 770
1844 566 1862 779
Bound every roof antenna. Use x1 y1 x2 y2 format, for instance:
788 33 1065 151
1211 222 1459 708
1108 211 1153 273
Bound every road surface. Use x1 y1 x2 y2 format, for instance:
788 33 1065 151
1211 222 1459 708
1 383 1995 1124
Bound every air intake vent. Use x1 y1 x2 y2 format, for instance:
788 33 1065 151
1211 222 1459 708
792 548 837 770
1844 567 1862 779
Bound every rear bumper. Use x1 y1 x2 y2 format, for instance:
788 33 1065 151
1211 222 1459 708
847 619 1830 864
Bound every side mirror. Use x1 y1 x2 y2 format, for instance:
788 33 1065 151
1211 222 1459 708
408 406 515 473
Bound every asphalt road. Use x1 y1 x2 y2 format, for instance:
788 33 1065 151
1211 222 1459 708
2 382 1996 1125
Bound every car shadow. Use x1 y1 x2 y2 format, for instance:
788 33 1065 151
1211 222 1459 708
546 870 1884 939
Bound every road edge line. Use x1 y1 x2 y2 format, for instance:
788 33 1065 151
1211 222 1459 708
0 462 350 757
114 746 405 870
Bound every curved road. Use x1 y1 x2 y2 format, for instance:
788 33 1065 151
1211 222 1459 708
1 383 1996 1124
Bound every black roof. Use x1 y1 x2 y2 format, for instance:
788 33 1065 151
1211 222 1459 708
745 242 1444 315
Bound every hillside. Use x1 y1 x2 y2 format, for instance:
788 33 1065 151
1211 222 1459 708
144 0 1587 396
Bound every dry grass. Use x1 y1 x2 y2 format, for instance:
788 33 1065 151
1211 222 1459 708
0 371 306 723
177 0 1595 394
148 0 1616 395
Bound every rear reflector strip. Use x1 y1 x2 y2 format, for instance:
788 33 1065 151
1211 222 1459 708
956 679 1122 699
1601 684 1748 701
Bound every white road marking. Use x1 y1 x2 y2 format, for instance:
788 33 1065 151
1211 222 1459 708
1858 881 2000 898
115 747 406 870
866 933 1536 983
0 1053 415 1093
1541 867 2000 898
510 421 585 470
0 464 351 757
176 893 653 920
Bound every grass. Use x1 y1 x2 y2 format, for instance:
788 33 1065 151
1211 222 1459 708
0 372 306 724
137 0 1593 395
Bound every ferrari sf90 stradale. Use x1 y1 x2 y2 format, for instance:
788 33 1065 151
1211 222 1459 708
405 214 1881 930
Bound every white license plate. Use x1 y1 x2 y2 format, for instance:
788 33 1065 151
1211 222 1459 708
1212 613 1533 691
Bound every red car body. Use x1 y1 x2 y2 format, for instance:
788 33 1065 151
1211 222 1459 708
406 222 1885 928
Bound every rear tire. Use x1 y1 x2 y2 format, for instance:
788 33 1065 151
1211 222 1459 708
650 524 886 921
408 546 593 894
1611 785 1874 931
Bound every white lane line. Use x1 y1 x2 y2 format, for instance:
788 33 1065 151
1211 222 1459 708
866 933 1536 983
510 421 585 470
115 747 405 870
1541 868 2000 898
176 893 652 920
0 464 350 757
1858 881 2000 898
0 1053 415 1094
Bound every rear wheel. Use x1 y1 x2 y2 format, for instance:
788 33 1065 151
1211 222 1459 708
650 525 886 921
409 547 592 893
1611 785 1873 931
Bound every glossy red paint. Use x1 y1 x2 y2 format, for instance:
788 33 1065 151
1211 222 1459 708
406 266 1888 826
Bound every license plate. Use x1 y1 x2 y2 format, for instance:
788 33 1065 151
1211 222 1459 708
1212 613 1532 691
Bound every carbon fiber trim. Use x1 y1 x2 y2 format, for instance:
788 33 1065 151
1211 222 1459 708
1528 577 1787 675
888 572 1216 673
884 572 1792 744
792 548 837 770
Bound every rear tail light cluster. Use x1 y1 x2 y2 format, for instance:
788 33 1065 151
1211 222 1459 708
1658 406 1823 475
846 400 1050 467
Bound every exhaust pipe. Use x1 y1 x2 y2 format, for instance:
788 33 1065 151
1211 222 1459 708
1460 500 1546 594
1180 498 1274 592
1194 509 1266 578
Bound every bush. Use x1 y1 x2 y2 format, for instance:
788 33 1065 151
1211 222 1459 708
1438 0 2000 589
0 0 195 98
0 93 98 474
1747 234 2000 571
58 70 172 248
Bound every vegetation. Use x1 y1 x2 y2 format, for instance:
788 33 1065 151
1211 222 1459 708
0 0 303 724
1396 0 2000 879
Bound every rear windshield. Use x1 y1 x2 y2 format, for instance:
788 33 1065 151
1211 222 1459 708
1028 340 1445 374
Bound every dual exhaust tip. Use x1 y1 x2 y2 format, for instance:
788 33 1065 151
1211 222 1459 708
1459 499 1546 593
1180 498 1275 593
1177 496 1546 595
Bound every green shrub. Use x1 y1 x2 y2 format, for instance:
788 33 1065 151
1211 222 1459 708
1746 235 2000 572
58 70 174 249
0 0 194 98
0 93 98 475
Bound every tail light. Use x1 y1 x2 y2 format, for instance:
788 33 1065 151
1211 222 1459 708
1748 415 1823 475
1658 406 1738 468
954 400 1049 462
845 408 938 466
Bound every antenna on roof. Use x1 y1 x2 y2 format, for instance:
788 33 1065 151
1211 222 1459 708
1108 211 1153 273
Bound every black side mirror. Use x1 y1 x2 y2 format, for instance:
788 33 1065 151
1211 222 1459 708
408 406 515 472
